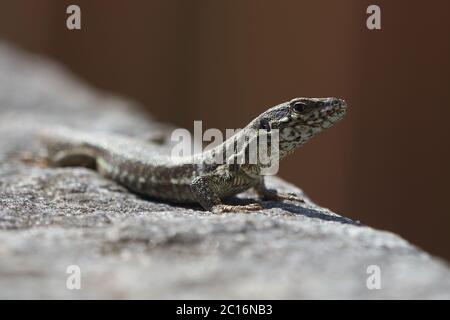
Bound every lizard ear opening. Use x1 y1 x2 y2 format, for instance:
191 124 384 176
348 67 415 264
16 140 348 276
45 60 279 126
259 119 271 132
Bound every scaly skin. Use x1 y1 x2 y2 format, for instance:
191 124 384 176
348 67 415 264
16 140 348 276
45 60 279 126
40 98 347 213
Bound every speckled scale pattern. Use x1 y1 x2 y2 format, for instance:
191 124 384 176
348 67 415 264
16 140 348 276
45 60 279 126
41 98 346 212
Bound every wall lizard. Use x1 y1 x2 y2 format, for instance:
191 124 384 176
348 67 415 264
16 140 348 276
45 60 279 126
41 97 346 213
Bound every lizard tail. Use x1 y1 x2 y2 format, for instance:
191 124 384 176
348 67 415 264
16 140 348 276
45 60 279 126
39 127 100 169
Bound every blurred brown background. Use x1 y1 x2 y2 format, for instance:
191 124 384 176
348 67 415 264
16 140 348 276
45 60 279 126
0 0 449 260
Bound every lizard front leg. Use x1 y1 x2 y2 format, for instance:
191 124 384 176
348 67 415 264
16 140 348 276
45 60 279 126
190 175 262 214
255 178 305 203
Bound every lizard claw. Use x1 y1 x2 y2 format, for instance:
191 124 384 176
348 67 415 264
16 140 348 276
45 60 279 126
283 193 305 203
211 203 264 214
262 191 305 203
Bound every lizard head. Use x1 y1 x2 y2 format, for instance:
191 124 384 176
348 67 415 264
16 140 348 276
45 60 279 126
250 97 347 159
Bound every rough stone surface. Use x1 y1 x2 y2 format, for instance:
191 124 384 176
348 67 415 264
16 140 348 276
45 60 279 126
0 43 449 299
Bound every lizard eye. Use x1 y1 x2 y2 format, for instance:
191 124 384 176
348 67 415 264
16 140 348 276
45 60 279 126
292 101 308 113
259 119 271 131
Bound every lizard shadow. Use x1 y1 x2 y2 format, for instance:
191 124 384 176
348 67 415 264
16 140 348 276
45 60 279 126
137 193 361 226
262 200 362 226
220 196 362 226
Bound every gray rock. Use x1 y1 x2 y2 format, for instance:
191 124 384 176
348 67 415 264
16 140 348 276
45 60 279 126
0 42 449 299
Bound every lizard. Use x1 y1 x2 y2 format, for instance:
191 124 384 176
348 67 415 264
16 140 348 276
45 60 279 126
40 97 347 213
